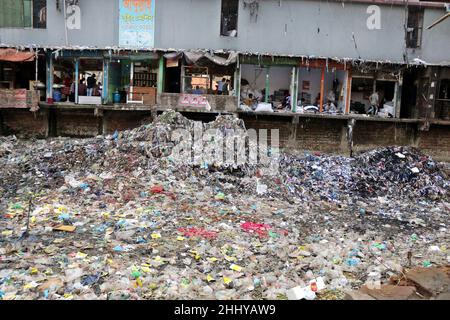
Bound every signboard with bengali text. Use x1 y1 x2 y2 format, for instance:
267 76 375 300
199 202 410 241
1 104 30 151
178 94 211 110
119 0 155 48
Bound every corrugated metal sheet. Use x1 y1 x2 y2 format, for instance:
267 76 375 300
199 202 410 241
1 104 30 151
0 48 35 62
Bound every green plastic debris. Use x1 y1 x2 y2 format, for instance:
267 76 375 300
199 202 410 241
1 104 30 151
214 192 225 201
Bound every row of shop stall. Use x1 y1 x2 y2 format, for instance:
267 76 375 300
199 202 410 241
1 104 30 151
1 47 449 119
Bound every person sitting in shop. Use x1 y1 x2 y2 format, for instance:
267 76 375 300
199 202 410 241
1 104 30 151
244 93 255 108
368 91 379 115
222 79 230 95
278 90 291 110
95 82 102 96
324 90 337 112
78 78 87 96
69 81 76 102
314 92 321 107
193 86 203 95
217 78 225 95
54 74 62 85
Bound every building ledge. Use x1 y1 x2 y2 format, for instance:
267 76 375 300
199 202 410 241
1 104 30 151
34 102 450 126
238 110 450 125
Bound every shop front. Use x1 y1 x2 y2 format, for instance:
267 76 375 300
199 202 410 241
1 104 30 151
157 51 239 113
239 56 351 115
0 48 43 111
47 50 162 107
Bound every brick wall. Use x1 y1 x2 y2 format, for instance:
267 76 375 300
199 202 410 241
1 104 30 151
1 108 450 162
55 110 101 137
294 118 346 153
353 121 416 152
417 125 450 161
103 110 153 135
240 114 292 148
0 109 48 137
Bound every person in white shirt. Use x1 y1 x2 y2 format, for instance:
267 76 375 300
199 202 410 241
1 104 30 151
368 91 379 115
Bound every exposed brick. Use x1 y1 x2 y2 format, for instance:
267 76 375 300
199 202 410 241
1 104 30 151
418 125 450 161
353 121 414 147
0 109 48 137
294 118 345 153
103 110 152 134
56 110 101 137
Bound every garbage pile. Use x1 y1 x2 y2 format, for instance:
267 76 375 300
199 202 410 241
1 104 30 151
0 111 449 300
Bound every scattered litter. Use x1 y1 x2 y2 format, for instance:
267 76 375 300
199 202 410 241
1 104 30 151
0 111 448 300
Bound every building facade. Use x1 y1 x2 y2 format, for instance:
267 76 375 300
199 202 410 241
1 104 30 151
0 0 449 158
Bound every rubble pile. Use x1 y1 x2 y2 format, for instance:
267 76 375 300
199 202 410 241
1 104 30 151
0 111 448 300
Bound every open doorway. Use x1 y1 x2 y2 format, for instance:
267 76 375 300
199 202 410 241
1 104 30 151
165 58 181 93
401 69 419 118
78 58 103 104
350 77 374 114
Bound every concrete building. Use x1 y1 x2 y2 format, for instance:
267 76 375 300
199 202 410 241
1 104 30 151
0 0 449 160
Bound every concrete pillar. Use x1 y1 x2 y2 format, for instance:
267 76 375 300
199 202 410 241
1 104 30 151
75 58 79 104
265 67 269 103
157 55 165 96
234 57 241 108
428 67 440 118
290 67 299 113
130 61 134 100
46 51 54 100
394 73 403 118
102 59 109 103
345 69 352 114
319 66 325 112
180 60 185 93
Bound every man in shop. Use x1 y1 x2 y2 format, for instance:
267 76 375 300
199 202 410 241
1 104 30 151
279 90 291 110
314 92 321 107
95 82 102 96
244 93 255 108
217 78 226 95
222 79 230 95
78 78 87 96
193 86 203 95
87 74 96 96
368 90 379 115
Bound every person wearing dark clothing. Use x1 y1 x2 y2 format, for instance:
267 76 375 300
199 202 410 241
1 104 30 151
87 74 96 96
222 80 230 95
78 79 87 96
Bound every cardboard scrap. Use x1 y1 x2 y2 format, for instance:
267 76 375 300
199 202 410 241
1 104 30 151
53 225 76 232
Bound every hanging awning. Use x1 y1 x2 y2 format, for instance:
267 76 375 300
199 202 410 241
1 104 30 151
0 48 35 62
184 51 238 66
162 51 238 66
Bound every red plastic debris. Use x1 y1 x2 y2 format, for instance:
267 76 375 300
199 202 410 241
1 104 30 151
240 221 271 237
178 227 218 240
150 185 164 194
